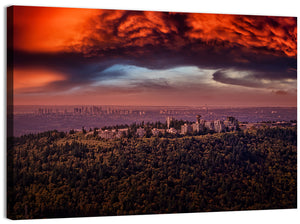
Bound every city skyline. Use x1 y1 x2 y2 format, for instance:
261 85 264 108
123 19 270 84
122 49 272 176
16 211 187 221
9 6 297 107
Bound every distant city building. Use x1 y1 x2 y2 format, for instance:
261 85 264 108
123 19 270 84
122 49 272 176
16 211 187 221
136 127 146 137
181 123 192 134
224 116 238 131
192 115 205 132
99 130 114 139
116 128 129 138
152 128 165 136
205 121 214 130
214 120 225 133
97 128 129 139
166 116 173 129
167 127 178 134
199 119 205 125
227 116 238 124
192 123 202 132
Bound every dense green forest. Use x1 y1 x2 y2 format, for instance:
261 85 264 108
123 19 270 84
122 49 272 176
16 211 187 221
7 126 297 219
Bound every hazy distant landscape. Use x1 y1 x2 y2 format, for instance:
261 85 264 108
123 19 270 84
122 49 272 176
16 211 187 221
11 105 297 137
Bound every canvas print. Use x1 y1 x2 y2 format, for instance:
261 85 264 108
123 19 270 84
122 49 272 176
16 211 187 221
7 6 297 219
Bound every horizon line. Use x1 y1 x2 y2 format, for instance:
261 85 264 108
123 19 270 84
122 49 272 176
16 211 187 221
13 104 297 108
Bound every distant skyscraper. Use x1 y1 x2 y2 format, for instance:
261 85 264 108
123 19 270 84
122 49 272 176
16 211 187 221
166 116 173 129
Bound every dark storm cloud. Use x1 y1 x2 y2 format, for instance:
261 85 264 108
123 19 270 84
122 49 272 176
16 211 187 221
212 70 265 88
212 66 297 89
13 43 296 88
130 79 174 90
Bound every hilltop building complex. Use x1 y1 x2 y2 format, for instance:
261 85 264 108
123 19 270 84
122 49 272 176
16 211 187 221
92 115 239 139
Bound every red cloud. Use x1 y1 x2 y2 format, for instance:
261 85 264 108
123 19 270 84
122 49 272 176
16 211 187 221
76 10 180 55
185 13 297 57
12 6 297 58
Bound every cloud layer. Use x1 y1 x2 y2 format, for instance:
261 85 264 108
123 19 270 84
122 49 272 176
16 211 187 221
10 6 297 106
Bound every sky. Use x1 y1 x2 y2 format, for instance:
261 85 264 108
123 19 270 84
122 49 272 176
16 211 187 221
9 6 297 107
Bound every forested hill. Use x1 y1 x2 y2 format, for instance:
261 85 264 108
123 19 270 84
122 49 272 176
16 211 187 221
7 127 297 219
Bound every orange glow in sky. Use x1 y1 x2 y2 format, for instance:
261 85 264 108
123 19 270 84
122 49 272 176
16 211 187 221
13 69 66 90
13 6 99 52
